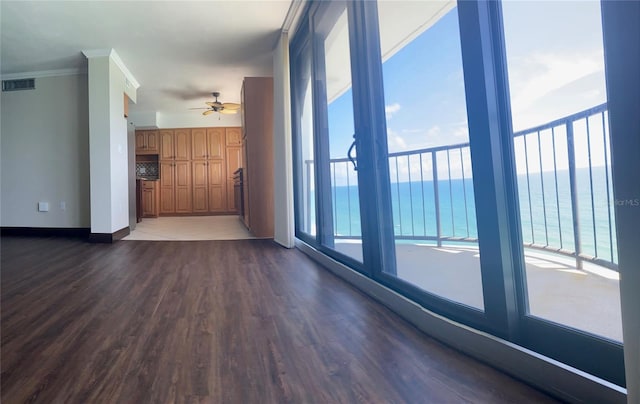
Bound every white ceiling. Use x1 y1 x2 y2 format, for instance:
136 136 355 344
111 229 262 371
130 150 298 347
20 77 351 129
0 0 292 114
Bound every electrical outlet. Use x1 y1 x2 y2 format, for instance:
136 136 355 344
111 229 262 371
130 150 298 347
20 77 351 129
60 201 66 211
38 202 49 212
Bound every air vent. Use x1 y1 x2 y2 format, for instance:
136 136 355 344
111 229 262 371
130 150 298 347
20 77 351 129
2 78 35 92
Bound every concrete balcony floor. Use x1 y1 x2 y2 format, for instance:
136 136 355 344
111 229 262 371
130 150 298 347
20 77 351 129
334 241 622 342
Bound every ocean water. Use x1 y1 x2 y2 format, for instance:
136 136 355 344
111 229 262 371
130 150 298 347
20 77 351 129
326 166 617 263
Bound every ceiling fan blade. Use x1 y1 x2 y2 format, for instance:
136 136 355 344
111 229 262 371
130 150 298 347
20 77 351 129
202 110 214 116
219 109 238 115
189 107 209 110
205 101 216 107
222 102 241 110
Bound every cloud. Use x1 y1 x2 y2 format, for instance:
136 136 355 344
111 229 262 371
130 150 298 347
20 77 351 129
451 125 469 141
387 127 407 152
385 103 401 119
508 50 604 121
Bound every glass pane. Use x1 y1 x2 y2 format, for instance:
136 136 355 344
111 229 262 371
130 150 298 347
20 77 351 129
503 1 622 341
293 44 316 237
377 2 484 310
317 4 362 261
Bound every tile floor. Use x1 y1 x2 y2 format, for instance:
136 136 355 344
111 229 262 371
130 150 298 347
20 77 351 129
123 215 254 241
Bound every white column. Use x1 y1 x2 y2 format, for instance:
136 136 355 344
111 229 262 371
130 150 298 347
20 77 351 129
83 49 139 236
273 32 295 248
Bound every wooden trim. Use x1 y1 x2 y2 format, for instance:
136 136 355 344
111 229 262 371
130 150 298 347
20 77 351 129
1 227 90 238
158 212 237 217
113 226 130 241
88 226 130 243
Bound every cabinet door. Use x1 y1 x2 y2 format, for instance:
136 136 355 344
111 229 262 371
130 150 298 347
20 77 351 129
175 161 192 213
192 161 208 213
135 131 146 152
208 160 224 186
209 186 226 212
226 181 237 214
146 131 159 153
226 127 242 146
142 189 154 216
160 130 174 160
174 129 192 160
207 128 225 159
159 162 175 214
242 142 250 226
191 128 208 160
226 146 242 179
225 147 241 212
208 161 225 213
142 182 157 217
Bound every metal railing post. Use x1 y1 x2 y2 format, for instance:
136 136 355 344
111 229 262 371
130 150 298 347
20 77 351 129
566 122 583 269
432 152 442 247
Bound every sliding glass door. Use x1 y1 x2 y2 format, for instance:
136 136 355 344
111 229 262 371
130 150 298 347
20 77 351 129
292 1 364 267
500 0 623 384
290 0 624 387
375 2 485 313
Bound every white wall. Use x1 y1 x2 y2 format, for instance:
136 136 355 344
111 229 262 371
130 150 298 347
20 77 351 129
157 111 241 129
273 32 295 248
86 49 137 234
108 57 130 233
87 57 113 233
0 74 90 228
127 111 158 129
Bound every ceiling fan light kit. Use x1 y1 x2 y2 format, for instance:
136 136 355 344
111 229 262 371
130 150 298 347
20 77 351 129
190 92 241 118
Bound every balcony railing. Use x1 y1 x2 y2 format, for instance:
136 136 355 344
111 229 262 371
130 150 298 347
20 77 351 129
304 103 617 271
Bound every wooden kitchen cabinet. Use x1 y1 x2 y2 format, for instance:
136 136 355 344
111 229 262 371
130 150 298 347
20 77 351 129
160 129 191 160
174 129 192 160
191 128 208 160
141 180 159 217
135 130 159 154
208 161 226 212
241 77 274 237
192 128 225 160
226 127 242 146
192 156 227 213
208 128 225 159
159 161 192 214
158 126 241 216
192 160 209 213
225 146 242 213
159 162 175 214
174 161 192 213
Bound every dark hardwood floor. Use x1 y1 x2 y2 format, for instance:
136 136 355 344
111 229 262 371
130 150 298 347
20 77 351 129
1 236 559 403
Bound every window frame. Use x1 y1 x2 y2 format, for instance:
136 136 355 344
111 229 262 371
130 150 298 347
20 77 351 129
289 0 625 387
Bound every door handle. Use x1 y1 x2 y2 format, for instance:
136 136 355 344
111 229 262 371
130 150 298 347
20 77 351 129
347 134 357 171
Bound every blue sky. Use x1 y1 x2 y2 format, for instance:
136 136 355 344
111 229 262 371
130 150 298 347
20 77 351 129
325 1 607 178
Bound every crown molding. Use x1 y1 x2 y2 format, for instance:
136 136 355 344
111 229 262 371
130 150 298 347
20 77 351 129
82 48 140 90
81 48 111 59
1 68 86 80
109 49 140 90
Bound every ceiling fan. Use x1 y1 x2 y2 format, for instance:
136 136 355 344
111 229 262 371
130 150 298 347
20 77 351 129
190 92 241 116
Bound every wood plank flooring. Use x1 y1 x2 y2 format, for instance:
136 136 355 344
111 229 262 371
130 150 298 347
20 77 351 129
1 236 558 403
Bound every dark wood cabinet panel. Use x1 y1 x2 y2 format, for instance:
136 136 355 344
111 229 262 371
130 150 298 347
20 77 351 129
242 77 274 237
